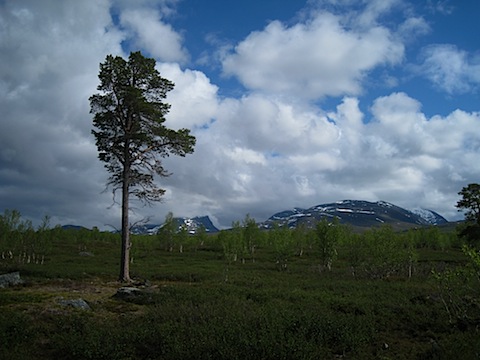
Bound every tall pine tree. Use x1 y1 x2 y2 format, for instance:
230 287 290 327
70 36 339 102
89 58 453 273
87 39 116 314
90 51 196 282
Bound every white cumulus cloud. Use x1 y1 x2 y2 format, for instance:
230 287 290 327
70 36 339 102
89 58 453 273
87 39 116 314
419 44 480 94
120 8 189 63
222 12 404 99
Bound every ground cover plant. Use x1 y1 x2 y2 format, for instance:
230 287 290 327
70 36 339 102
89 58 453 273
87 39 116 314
0 210 479 359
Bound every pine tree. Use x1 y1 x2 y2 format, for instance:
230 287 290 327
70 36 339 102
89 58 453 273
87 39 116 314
90 51 196 282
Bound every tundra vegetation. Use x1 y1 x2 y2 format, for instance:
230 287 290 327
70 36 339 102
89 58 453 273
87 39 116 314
0 209 479 359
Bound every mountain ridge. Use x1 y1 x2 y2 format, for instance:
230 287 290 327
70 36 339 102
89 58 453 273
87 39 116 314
260 200 447 231
130 215 219 235
62 200 448 234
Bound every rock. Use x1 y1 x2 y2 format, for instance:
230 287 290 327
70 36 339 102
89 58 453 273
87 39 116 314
113 286 143 299
0 272 24 288
58 298 91 310
79 251 94 257
133 279 151 288
113 286 154 304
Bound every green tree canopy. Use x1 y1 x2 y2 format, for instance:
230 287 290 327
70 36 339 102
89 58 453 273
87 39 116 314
457 183 480 225
456 183 480 246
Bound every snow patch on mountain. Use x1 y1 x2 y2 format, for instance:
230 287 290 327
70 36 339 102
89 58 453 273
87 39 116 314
410 208 448 225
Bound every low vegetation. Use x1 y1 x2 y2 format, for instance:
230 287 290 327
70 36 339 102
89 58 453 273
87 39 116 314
0 210 479 359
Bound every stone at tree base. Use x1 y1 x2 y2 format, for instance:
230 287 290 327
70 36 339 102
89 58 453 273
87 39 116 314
113 286 154 304
113 286 143 299
133 279 151 288
58 298 91 311
78 251 94 257
0 272 24 288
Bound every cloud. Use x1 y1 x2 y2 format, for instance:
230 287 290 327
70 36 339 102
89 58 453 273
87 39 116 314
120 8 189 63
426 0 454 15
0 0 123 227
355 0 402 28
418 44 480 94
156 86 479 227
222 11 404 99
397 16 430 41
358 93 480 217
156 62 220 129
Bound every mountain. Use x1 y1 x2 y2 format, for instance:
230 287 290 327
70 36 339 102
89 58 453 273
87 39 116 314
409 208 448 225
61 224 89 231
130 216 219 235
129 224 162 235
260 200 448 231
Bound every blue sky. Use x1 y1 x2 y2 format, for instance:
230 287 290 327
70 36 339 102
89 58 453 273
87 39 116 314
177 0 479 116
0 0 479 229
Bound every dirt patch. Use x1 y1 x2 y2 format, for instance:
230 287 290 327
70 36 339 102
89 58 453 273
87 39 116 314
0 279 145 315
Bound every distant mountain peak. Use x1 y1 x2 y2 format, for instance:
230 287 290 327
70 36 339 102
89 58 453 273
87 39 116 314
130 215 219 235
261 200 447 230
409 208 448 225
174 216 219 234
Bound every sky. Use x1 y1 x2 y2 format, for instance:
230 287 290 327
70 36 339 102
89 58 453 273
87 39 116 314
1 0 479 230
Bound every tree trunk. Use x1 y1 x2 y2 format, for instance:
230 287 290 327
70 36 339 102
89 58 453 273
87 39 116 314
119 151 131 283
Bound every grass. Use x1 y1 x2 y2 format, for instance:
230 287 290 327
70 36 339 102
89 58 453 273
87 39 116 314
0 230 479 359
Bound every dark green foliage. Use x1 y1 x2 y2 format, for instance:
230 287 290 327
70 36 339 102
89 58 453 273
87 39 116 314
315 217 342 271
157 211 176 252
90 51 195 203
457 221 480 247
339 225 419 279
0 310 36 359
433 245 480 327
408 225 455 250
0 209 54 266
456 183 480 246
218 215 263 266
241 214 261 262
269 223 293 271
44 288 374 360
291 223 312 256
50 314 133 359
457 183 480 225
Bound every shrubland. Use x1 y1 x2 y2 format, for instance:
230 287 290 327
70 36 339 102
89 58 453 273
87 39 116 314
0 210 479 359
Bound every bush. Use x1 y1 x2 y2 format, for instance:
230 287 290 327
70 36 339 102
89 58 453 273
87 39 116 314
0 310 35 359
344 225 418 279
433 245 480 326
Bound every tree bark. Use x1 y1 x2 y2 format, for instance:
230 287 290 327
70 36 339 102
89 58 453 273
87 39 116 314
120 145 131 283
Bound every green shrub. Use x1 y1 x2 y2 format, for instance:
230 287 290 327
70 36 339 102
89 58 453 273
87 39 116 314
433 245 480 326
0 310 35 359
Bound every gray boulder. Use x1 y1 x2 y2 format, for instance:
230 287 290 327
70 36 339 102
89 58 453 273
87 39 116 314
79 251 94 257
113 286 154 304
58 298 91 310
0 272 24 288
113 286 143 299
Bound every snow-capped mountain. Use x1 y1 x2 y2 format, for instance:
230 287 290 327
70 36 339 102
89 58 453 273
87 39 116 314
172 216 219 234
130 216 219 235
260 200 448 230
130 224 163 235
409 208 448 225
64 202 447 234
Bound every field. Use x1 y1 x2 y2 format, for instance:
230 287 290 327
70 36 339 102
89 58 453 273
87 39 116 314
0 222 479 359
